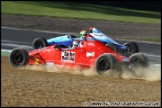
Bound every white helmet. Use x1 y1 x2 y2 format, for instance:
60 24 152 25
72 41 80 48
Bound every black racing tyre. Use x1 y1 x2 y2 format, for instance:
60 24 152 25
95 54 118 75
9 48 29 67
32 38 47 49
129 53 149 69
124 42 139 54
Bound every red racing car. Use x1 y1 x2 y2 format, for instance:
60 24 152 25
9 34 149 74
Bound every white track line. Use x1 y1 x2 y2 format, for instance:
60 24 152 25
1 49 12 52
1 26 76 35
144 54 161 58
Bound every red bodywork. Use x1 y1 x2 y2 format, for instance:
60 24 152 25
28 35 129 69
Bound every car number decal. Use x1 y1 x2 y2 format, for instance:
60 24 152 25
62 51 75 62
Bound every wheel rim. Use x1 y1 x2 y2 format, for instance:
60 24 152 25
35 41 43 49
12 52 23 65
98 58 111 72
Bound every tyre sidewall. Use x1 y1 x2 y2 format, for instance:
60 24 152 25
32 38 47 49
9 49 29 67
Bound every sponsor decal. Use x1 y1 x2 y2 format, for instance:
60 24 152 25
90 33 103 37
88 43 95 46
62 51 75 62
86 52 95 57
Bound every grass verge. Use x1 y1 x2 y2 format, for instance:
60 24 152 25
143 38 161 43
1 1 160 24
1 51 10 56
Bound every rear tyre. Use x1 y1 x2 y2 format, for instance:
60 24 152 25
124 42 139 54
32 38 47 49
9 48 29 67
95 54 118 75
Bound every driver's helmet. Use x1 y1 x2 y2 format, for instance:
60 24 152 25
78 30 86 38
72 40 80 48
89 27 93 33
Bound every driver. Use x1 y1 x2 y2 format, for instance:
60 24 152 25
71 30 87 48
78 30 87 38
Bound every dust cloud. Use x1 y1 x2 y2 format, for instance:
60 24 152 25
20 65 98 76
121 65 161 82
103 64 161 82
20 64 160 82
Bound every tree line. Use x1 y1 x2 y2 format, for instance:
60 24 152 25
72 1 161 12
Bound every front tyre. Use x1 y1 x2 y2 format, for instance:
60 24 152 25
32 38 47 49
95 54 117 75
9 48 29 67
129 53 149 69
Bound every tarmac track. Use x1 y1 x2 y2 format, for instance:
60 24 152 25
1 27 161 107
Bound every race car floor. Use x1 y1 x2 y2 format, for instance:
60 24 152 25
1 56 161 107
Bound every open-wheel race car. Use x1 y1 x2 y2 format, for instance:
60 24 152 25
32 27 139 57
9 31 149 75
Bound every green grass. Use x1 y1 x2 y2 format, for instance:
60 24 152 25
1 51 10 56
1 1 161 24
143 38 161 43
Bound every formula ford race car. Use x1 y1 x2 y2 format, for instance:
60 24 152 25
9 31 149 74
32 27 139 57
